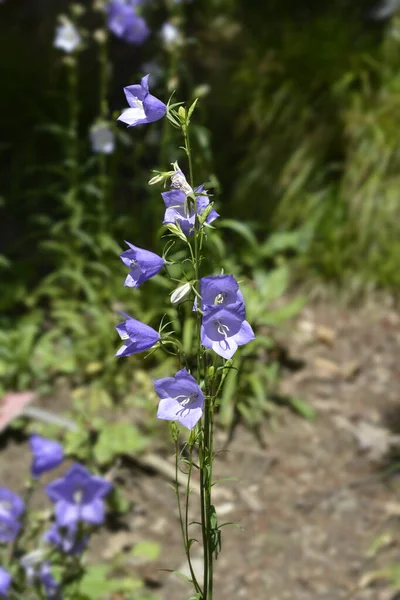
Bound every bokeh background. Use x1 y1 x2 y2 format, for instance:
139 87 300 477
2 0 400 395
1 0 400 598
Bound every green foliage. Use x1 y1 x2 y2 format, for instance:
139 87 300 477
0 0 316 438
132 541 161 561
94 422 149 465
201 3 400 294
78 564 143 600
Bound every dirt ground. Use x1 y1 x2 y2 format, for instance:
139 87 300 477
1 300 400 600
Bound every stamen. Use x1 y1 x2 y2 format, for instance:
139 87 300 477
214 293 225 305
132 97 144 110
129 259 137 268
73 489 83 504
174 392 198 417
121 333 130 340
216 320 230 337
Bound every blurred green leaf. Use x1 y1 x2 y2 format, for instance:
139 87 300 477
94 422 148 465
132 541 161 561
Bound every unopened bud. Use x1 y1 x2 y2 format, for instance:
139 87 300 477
170 422 179 442
170 282 191 305
165 223 187 242
148 170 174 186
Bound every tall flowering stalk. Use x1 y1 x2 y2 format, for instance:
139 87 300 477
116 77 254 599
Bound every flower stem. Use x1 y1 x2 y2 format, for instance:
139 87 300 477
183 122 213 600
175 439 202 596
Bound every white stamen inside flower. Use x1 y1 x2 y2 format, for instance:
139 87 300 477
129 259 137 268
174 393 198 406
216 321 230 337
73 489 83 504
120 333 130 340
214 293 225 305
174 393 198 417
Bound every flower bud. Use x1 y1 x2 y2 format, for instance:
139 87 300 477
148 170 174 186
170 422 179 442
170 282 191 305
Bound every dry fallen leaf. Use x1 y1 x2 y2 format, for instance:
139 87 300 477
315 324 336 345
0 391 36 432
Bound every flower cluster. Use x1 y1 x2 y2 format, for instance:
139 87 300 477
162 182 219 237
199 275 255 360
1 435 111 598
106 0 149 45
114 77 255 430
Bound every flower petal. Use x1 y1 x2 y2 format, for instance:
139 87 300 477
235 320 255 346
143 93 167 123
80 499 105 525
55 500 80 527
157 397 181 420
117 107 146 126
212 338 238 360
178 406 203 430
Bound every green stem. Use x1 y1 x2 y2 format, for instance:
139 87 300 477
183 123 213 600
185 441 202 595
175 439 202 595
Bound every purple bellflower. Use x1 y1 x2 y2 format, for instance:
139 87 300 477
162 186 219 237
196 274 244 311
90 123 115 154
54 19 81 53
160 22 180 47
0 487 24 520
38 563 60 600
0 568 11 598
154 368 204 430
201 304 255 360
21 552 60 600
45 463 112 527
115 313 160 357
0 487 24 543
107 0 149 45
0 513 20 544
120 241 164 287
44 523 88 555
117 75 167 127
29 434 64 478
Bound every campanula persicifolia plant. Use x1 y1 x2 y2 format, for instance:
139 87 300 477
1 434 112 599
115 75 255 599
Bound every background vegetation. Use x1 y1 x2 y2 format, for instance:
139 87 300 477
1 0 399 412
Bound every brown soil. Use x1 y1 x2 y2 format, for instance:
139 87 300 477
1 300 400 600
